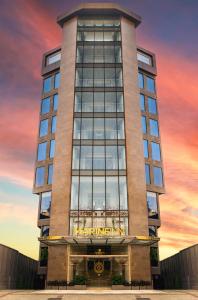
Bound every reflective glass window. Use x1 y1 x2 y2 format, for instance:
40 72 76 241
53 94 58 111
105 92 116 112
39 119 48 137
54 72 60 89
48 164 53 185
41 226 49 237
83 68 93 87
35 167 45 187
148 97 157 114
94 92 104 112
106 177 119 210
117 118 125 139
93 146 105 169
71 176 79 209
81 118 93 139
95 45 103 63
95 31 103 41
153 166 163 186
147 76 155 93
140 94 145 111
147 192 158 219
104 45 114 63
40 191 51 219
143 140 149 158
79 177 92 210
51 116 57 133
149 226 157 237
105 68 116 87
141 116 147 134
150 247 158 267
105 118 117 139
137 52 152 65
94 118 104 139
80 146 92 169
73 118 81 139
106 146 118 170
119 177 128 210
43 77 52 93
115 46 122 63
145 164 150 184
138 73 144 89
72 146 80 169
151 142 161 161
37 142 47 161
82 92 93 112
94 68 104 87
41 97 50 115
118 145 126 169
46 52 61 65
116 68 123 87
117 92 124 112
149 119 159 137
50 139 55 158
93 177 105 210
93 217 106 228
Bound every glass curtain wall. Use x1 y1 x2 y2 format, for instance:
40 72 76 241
70 17 128 235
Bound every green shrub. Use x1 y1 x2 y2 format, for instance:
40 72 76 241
112 275 124 285
73 275 86 285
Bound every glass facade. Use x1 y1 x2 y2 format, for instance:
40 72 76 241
40 192 51 219
41 97 50 115
35 167 45 187
37 142 47 161
39 119 48 137
147 192 158 219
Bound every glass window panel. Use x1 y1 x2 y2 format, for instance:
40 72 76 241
117 92 124 112
106 177 119 210
93 177 105 210
116 68 123 87
84 45 94 63
48 164 53 184
104 31 115 41
37 142 47 161
141 116 147 134
114 31 121 41
105 68 115 87
138 72 144 89
40 247 48 267
94 92 104 112
147 76 155 93
46 52 61 65
83 68 93 87
105 118 117 139
51 116 57 133
104 45 115 63
143 140 149 158
43 77 51 93
82 92 93 112
119 177 128 210
148 97 157 114
106 146 118 170
39 119 48 137
137 52 151 65
149 226 157 237
145 164 150 184
115 46 122 63
72 146 80 170
120 217 128 235
80 146 92 169
84 31 95 41
35 167 45 187
75 68 83 87
95 31 103 41
93 218 106 228
94 118 104 139
150 247 159 267
117 118 125 139
50 139 55 158
94 68 104 87
70 217 79 235
41 97 50 115
140 94 145 111
54 72 60 89
151 142 161 161
153 166 163 187
71 176 79 209
147 192 158 219
75 92 81 112
53 94 58 111
76 45 83 63
40 192 51 219
79 217 92 228
93 146 105 169
81 118 93 139
41 226 49 237
79 177 92 210
118 145 126 169
106 217 119 229
94 45 104 63
149 119 159 137
105 92 116 112
73 118 81 139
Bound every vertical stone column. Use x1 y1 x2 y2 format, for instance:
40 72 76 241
47 17 77 282
121 16 151 282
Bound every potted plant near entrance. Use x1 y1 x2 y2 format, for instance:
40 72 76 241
68 275 87 290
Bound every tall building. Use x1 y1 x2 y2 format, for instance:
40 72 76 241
33 3 165 288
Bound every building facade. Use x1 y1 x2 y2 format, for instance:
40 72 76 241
0 244 37 289
160 244 198 289
33 3 165 288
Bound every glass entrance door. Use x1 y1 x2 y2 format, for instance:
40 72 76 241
87 258 111 287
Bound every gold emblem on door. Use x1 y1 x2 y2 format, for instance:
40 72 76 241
94 260 104 274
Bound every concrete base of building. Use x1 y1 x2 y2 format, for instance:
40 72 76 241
0 290 198 300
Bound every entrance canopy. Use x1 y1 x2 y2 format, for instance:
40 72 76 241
39 235 159 246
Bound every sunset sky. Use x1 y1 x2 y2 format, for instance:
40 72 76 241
0 0 197 261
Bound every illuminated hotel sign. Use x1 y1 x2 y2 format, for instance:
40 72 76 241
73 227 125 236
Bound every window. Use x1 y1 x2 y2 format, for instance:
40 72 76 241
140 94 145 111
106 146 118 170
94 92 104 112
145 164 150 184
41 97 50 115
81 146 92 169
35 167 45 187
79 177 92 210
138 72 144 89
106 177 119 210
73 118 81 139
143 140 149 158
118 145 126 169
149 119 159 137
147 192 158 219
39 119 48 137
117 118 125 139
148 97 157 114
94 68 104 87
41 226 49 237
40 247 48 267
48 164 53 184
94 118 104 139
149 226 157 237
40 191 51 219
46 51 61 65
151 142 161 161
37 142 47 161
105 118 117 139
117 92 124 112
53 94 58 111
153 166 163 187
54 72 60 89
137 51 152 65
93 177 105 210
50 140 55 158
141 116 147 134
72 146 80 169
51 116 57 133
150 247 158 267
71 176 79 209
146 76 155 93
81 118 93 139
119 177 128 209
43 77 52 93
93 146 105 169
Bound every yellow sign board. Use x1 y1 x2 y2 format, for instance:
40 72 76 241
73 227 125 236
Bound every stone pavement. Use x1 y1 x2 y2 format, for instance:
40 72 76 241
0 290 198 300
